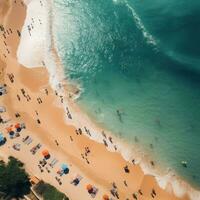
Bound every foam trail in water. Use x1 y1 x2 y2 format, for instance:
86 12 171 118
123 0 157 46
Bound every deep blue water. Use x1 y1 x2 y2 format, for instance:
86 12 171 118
53 0 200 189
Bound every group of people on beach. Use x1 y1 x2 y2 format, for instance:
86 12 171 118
1 79 158 200
0 106 111 199
52 82 160 200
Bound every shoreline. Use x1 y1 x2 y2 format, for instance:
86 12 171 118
0 0 199 200
48 2 200 199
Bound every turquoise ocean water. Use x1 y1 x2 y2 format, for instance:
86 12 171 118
53 0 200 189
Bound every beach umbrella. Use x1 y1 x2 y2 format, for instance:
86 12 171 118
14 123 20 129
86 184 93 191
6 126 15 136
0 133 6 145
9 131 15 136
61 164 68 170
16 127 21 132
61 163 69 174
103 194 109 200
6 126 12 133
0 133 4 141
42 150 50 157
15 123 22 132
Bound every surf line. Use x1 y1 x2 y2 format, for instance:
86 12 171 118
124 0 157 47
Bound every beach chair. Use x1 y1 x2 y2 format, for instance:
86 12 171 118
90 186 98 198
13 143 20 151
57 170 64 176
0 106 6 113
30 146 37 154
70 175 83 186
21 123 26 129
26 137 33 145
22 136 29 142
0 88 7 96
49 158 58 168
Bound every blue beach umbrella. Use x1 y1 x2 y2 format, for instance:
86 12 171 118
61 164 69 174
0 133 4 142
61 164 68 170
0 133 6 145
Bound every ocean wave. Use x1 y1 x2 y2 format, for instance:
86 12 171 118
17 0 47 67
17 0 65 89
17 1 200 199
113 0 200 77
123 0 157 47
166 50 200 74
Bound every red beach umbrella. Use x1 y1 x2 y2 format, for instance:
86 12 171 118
14 123 20 129
86 184 93 191
103 194 109 200
42 150 49 157
6 126 12 133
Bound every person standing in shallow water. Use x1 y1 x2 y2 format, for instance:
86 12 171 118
116 109 123 123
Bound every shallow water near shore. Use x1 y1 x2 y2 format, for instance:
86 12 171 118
53 0 200 190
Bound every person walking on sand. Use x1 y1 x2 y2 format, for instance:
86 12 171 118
109 136 113 143
0 116 3 124
123 180 128 187
17 94 21 101
45 88 48 95
55 140 59 146
103 139 108 147
124 165 130 173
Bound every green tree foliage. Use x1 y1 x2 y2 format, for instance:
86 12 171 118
34 181 69 200
0 156 31 199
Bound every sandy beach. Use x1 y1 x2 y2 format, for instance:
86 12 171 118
0 0 195 200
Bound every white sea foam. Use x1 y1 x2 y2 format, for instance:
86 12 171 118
17 0 48 67
17 0 64 88
17 1 200 199
124 0 157 46
112 0 157 46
